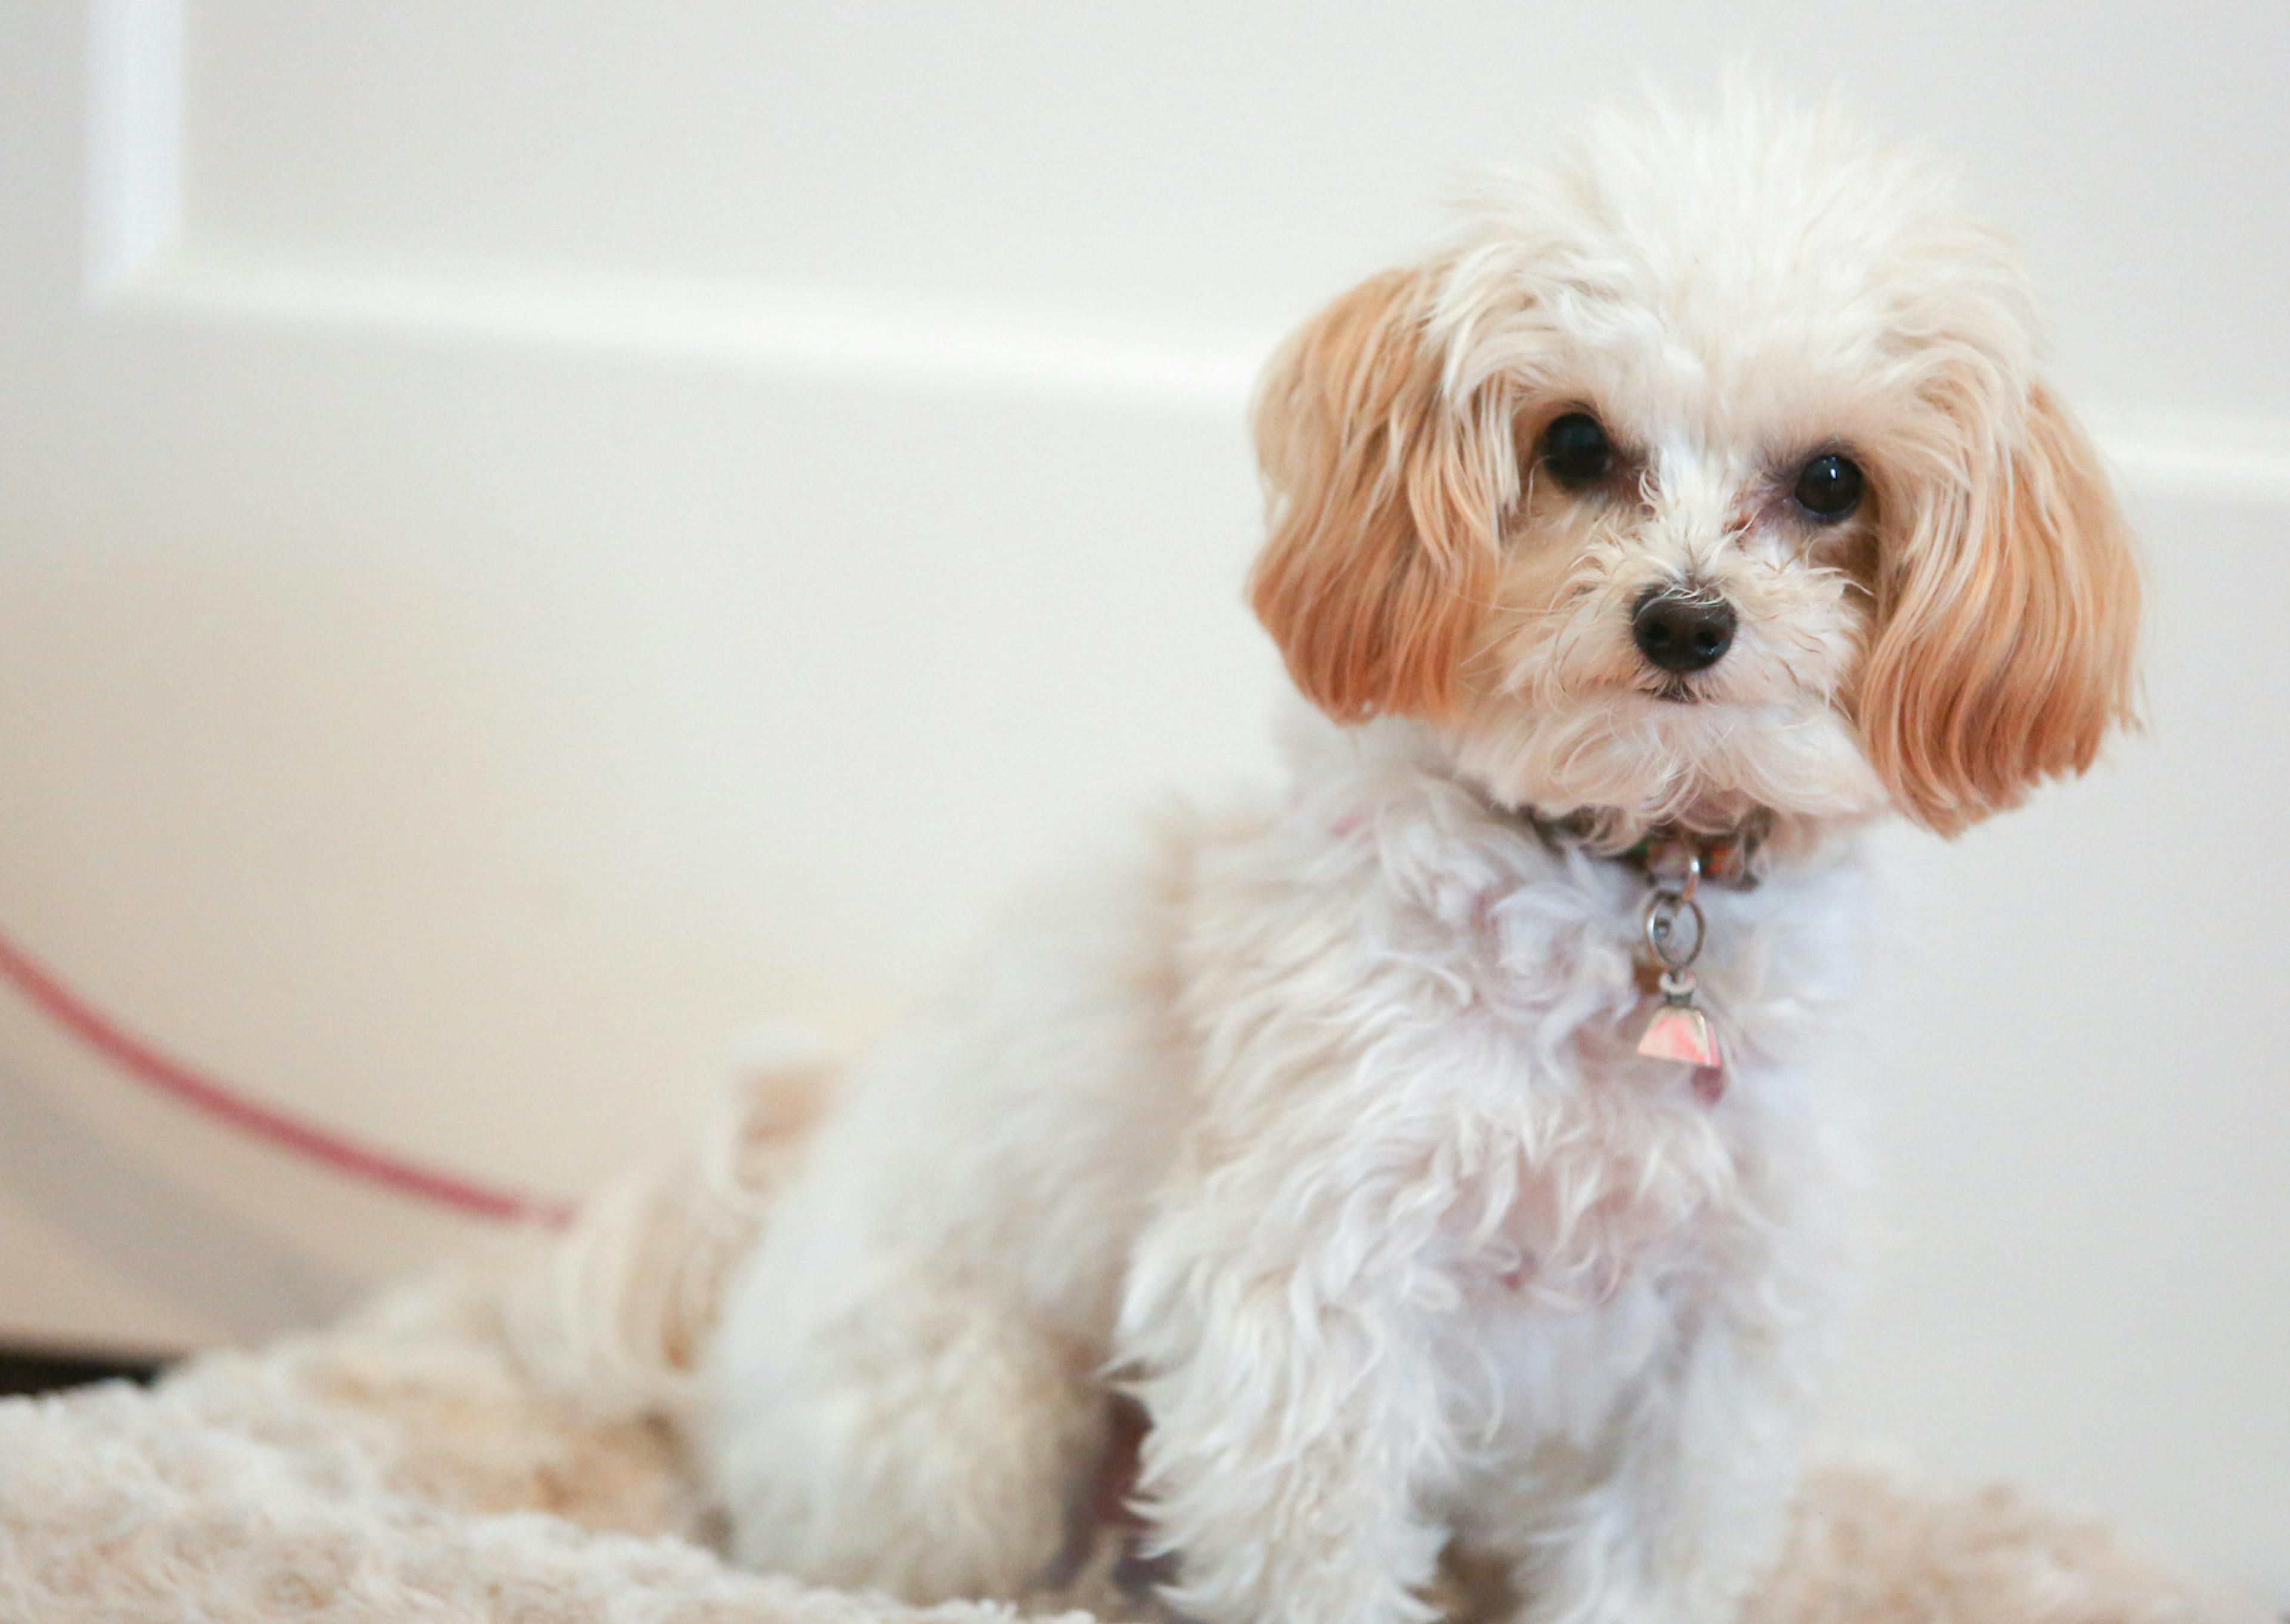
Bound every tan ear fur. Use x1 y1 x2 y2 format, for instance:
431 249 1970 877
1248 269 1511 721
1860 385 2142 833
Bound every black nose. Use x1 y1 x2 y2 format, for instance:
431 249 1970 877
1632 590 1737 674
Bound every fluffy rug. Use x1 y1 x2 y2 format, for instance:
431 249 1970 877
0 1069 2240 1623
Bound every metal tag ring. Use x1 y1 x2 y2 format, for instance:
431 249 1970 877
1644 893 1706 973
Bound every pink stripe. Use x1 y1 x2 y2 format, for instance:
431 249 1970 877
0 930 575 1226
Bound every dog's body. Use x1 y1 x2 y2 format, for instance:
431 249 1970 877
703 94 2139 1624
710 713 1861 1624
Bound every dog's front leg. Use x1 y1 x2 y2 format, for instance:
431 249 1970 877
1116 1148 1459 1624
1506 1290 1818 1624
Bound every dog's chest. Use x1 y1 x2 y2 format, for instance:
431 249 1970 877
1432 857 1846 1306
1187 798 1858 1306
1449 836 1856 1090
1452 1072 1746 1315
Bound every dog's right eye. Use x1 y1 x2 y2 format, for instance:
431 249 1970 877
1540 413 1612 489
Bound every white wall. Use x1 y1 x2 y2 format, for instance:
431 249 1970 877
0 0 2282 1606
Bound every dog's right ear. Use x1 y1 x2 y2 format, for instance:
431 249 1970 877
1248 268 1512 723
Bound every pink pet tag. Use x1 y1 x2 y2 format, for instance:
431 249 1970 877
1639 996 1719 1068
1634 842 1725 1101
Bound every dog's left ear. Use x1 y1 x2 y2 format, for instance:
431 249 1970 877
1859 385 2142 834
1248 268 1515 723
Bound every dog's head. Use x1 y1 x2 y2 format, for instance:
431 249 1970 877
1249 95 2139 841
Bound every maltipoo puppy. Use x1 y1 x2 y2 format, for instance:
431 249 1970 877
700 91 2139 1624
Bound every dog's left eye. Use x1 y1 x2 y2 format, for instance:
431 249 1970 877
1793 453 1865 521
1540 413 1613 489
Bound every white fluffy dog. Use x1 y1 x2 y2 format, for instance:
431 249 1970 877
701 92 2140 1624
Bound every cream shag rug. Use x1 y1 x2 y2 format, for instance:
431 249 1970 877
0 1068 2243 1623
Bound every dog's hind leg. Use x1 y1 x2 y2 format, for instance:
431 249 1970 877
708 1259 1106 1604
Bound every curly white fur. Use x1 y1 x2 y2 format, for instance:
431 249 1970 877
701 88 2140 1624
0 1160 2235 1624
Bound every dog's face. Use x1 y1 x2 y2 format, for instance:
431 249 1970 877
1250 100 2140 839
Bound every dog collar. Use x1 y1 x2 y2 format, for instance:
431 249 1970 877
1515 807 1769 891
1516 807 1767 1104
